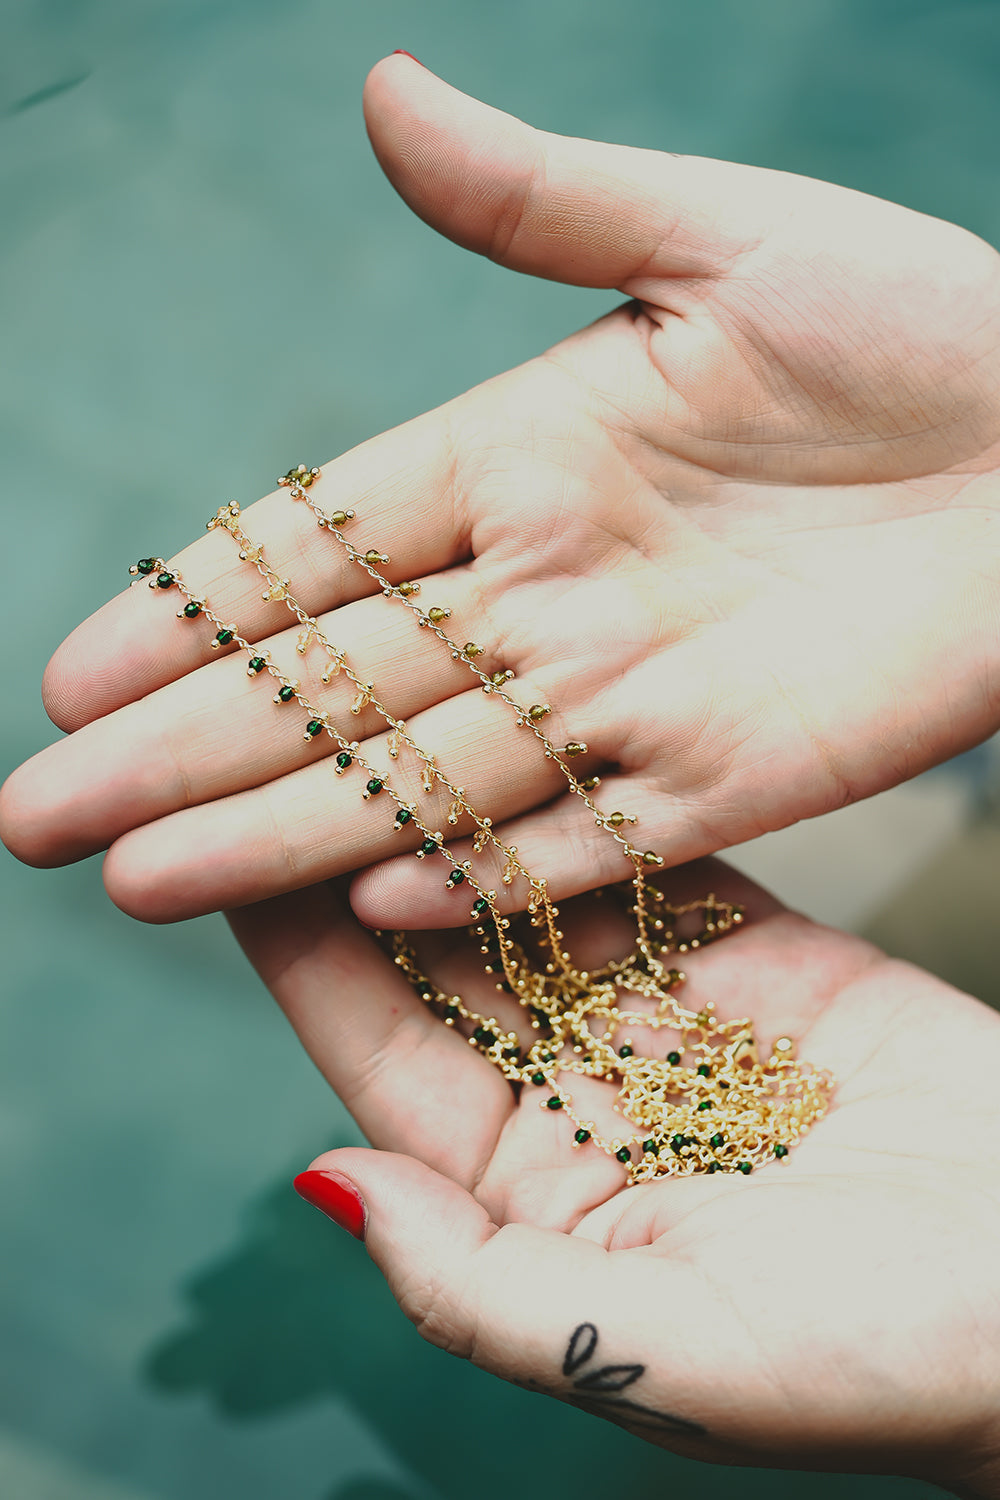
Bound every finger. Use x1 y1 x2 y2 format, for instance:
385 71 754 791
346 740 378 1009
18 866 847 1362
227 885 511 1185
41 410 466 733
364 54 781 289
97 678 582 921
295 1147 724 1449
4 559 508 868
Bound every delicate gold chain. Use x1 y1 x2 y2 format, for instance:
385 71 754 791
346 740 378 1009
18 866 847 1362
127 464 834 1181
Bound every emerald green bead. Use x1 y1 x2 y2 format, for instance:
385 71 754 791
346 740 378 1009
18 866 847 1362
643 1138 659 1155
156 572 174 589
472 897 488 915
737 1162 752 1175
619 1044 633 1059
473 1027 496 1047
574 1129 591 1144
305 720 323 737
531 1072 546 1086
667 1050 681 1065
697 1100 712 1112
277 684 295 702
615 1146 632 1163
710 1133 725 1149
366 778 383 795
136 558 155 575
503 1047 520 1060
394 808 412 827
707 1161 721 1173
419 838 437 856
546 1096 563 1110
248 656 265 674
448 868 465 886
774 1143 789 1159
183 601 202 618
335 751 352 771
697 1063 711 1077
215 628 234 645
670 1133 685 1152
443 1005 460 1020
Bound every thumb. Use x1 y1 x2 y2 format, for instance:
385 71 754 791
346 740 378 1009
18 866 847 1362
294 1148 711 1443
363 54 780 290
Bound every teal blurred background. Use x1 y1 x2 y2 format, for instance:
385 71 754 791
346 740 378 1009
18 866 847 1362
3 1 999 1496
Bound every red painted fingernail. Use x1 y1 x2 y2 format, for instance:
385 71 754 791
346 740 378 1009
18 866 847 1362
294 1171 367 1241
392 50 423 65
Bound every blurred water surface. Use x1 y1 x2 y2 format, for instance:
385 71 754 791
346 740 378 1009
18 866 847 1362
3 1 999 1496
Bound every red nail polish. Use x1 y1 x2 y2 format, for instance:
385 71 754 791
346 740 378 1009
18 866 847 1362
294 1171 367 1240
392 50 423 66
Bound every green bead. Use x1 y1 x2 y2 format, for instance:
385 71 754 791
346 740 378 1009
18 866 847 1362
707 1161 721 1173
697 1063 711 1077
394 808 412 826
215 628 234 645
472 897 488 914
156 572 174 589
697 1100 712 1112
774 1144 789 1159
710 1133 725 1149
615 1147 632 1164
136 558 155 574
643 1138 659 1155
546 1096 563 1110
531 1072 546 1086
336 752 352 770
183 601 202 618
574 1129 591 1144
447 868 465 886
473 1027 496 1046
277 684 295 702
502 1047 520 1060
667 1050 681 1066
670 1133 685 1153
419 838 437 855
366 778 383 795
619 1044 633 1059
444 1005 460 1020
248 656 266 674
737 1162 753 1175
305 720 324 737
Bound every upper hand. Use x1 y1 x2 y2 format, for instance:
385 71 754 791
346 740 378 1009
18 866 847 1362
3 55 1000 923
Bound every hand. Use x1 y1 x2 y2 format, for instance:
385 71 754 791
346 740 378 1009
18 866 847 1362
3 56 1000 924
236 862 1000 1496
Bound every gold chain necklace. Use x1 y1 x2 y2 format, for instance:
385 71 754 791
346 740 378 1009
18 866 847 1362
128 463 832 1180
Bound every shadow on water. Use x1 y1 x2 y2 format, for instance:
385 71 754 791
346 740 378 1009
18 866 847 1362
142 1145 681 1500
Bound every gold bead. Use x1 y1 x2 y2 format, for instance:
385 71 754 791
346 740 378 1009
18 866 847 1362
606 812 625 828
563 742 587 757
428 606 450 624
581 776 601 790
398 581 420 597
464 642 483 657
364 550 383 566
642 851 664 867
331 510 349 526
528 704 550 721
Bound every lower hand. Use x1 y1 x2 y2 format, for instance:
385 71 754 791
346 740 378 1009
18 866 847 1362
235 862 1000 1494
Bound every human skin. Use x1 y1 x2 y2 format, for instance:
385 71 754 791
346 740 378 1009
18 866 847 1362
231 859 1000 1496
1 57 1000 922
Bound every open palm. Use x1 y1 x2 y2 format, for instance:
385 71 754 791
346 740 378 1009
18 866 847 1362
253 860 1000 1493
3 56 1000 926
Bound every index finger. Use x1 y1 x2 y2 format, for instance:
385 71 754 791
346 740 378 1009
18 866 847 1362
42 404 466 733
